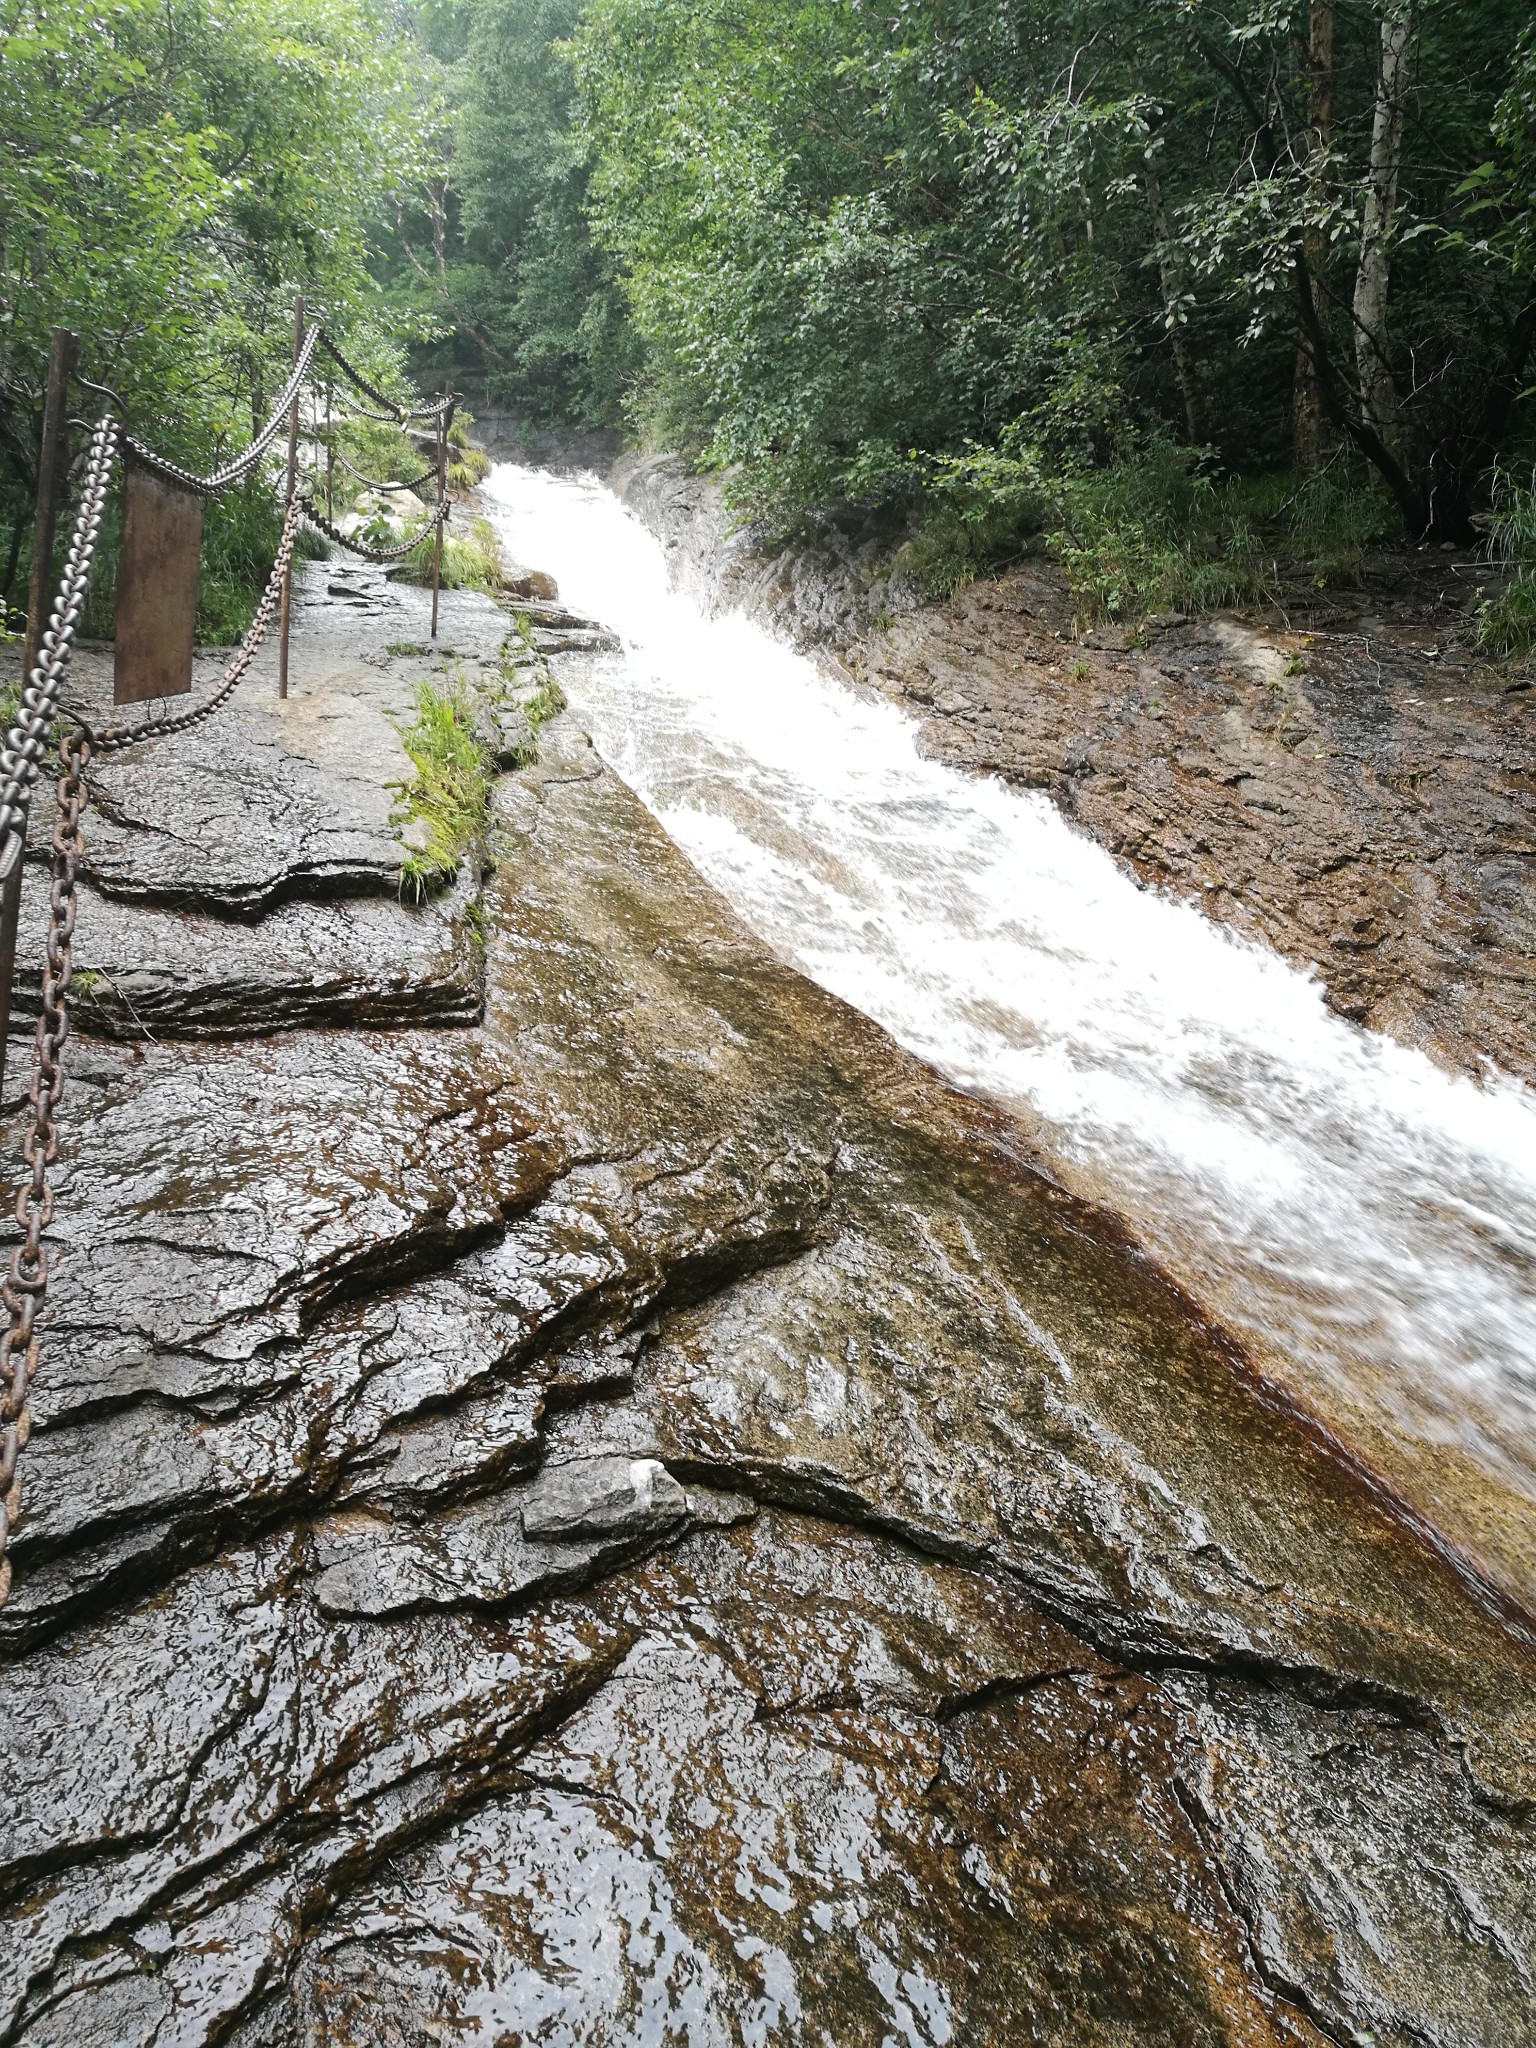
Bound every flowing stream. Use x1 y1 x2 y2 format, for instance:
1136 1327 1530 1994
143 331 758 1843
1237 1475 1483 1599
483 462 1536 1594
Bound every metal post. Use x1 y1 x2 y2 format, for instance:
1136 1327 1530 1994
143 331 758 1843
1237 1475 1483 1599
325 379 334 522
430 381 450 640
277 293 305 700
3 326 77 1102
22 328 79 680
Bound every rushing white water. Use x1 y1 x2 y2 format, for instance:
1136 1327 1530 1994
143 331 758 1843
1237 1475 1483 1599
483 462 1536 1539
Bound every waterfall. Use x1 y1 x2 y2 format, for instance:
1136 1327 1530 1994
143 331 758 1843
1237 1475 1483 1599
483 462 1536 1593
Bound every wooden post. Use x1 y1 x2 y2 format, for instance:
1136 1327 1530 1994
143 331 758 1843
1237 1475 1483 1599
430 381 450 640
277 293 305 701
3 326 76 1103
113 468 204 704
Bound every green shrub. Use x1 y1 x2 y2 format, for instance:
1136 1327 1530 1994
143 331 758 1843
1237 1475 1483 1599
392 513 503 593
198 484 328 645
448 415 491 490
892 442 1049 597
900 432 1398 623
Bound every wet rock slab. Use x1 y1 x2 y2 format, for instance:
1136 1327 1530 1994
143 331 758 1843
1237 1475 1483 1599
2 599 1534 2040
4 563 519 1045
296 1520 1536 2048
13 859 482 1039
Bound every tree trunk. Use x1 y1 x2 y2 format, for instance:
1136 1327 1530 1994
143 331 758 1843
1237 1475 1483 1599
1143 143 1200 441
1292 1 1333 469
1352 1 1411 447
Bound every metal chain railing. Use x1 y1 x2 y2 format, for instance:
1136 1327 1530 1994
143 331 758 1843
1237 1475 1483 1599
122 325 322 498
0 494 302 1582
0 730 89 1603
318 332 453 424
331 449 439 495
0 417 120 859
300 493 447 562
0 323 457 1602
331 399 417 426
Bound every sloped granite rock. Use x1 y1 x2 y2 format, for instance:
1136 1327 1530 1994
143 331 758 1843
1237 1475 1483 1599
183 1521 1536 2046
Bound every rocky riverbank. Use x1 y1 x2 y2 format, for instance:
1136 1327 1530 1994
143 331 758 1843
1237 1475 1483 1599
615 454 1536 1087
2 535 1534 2045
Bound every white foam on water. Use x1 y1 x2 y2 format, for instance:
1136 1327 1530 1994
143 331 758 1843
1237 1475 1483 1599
483 462 1536 1502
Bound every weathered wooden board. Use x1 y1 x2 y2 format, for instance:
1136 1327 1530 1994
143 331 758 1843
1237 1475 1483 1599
114 466 203 704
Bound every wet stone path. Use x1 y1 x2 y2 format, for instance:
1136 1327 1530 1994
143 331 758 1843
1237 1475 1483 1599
1 555 1534 2046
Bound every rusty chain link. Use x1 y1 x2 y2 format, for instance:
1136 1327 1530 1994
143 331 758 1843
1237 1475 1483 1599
300 492 448 561
0 729 90 1603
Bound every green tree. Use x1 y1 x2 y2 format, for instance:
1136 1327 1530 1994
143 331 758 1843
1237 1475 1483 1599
1 0 430 618
568 0 1535 539
389 0 637 423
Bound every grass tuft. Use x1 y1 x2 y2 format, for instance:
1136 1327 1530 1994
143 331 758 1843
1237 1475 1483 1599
390 674 494 901
390 513 503 594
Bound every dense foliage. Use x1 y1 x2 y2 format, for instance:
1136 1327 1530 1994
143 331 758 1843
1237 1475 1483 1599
7 0 1534 635
407 0 1536 584
1 0 431 628
388 0 636 419
574 0 1535 538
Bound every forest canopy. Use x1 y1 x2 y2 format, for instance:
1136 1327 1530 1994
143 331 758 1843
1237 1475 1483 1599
401 0 1536 582
0 0 432 625
5 0 1536 634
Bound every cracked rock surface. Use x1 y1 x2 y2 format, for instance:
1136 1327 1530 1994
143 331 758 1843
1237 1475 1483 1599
1 555 1533 2047
8 560 508 1040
